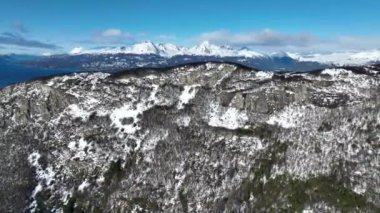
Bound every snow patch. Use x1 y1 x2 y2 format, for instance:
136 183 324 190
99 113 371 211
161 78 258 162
68 138 94 161
110 85 159 134
353 183 367 195
28 152 56 213
255 71 274 80
321 68 351 76
208 102 249 130
78 179 90 192
267 113 296 129
176 116 191 127
267 105 310 129
141 130 169 153
66 104 92 121
177 85 199 109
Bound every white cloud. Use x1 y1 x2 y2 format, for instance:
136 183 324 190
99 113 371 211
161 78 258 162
99 29 123 37
197 29 315 47
194 29 380 53
91 28 134 44
335 36 380 50
10 21 29 33
155 34 177 42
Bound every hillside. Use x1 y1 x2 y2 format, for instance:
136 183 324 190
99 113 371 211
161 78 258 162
0 62 379 212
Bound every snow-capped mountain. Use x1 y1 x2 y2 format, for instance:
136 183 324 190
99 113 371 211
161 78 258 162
155 43 188 57
188 41 233 57
69 41 266 58
69 41 380 66
128 41 160 55
189 41 267 58
70 41 170 56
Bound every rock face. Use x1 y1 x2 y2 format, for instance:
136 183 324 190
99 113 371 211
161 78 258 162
0 62 379 212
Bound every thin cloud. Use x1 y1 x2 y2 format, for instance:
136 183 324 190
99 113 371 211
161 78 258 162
195 29 380 52
97 29 123 37
0 32 60 49
10 21 29 33
155 34 177 41
197 29 316 47
335 36 380 51
91 28 134 44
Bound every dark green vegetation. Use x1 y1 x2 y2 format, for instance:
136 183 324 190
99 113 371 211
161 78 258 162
241 174 376 212
237 140 378 212
124 197 160 212
235 125 274 138
59 157 163 213
179 189 189 213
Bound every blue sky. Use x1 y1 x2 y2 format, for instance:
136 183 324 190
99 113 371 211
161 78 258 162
1 0 380 54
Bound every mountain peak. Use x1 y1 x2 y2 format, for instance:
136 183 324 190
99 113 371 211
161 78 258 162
189 41 236 56
199 40 211 47
130 42 159 54
70 47 84 55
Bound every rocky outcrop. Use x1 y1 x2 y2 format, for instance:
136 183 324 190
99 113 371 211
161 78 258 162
0 63 379 212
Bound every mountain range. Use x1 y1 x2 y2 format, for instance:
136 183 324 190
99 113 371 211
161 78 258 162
69 41 380 65
70 41 268 58
1 41 380 88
